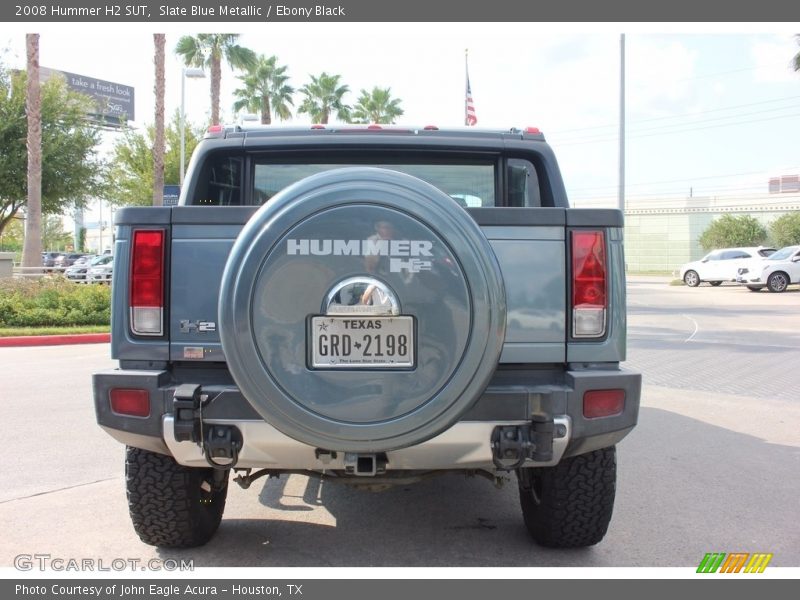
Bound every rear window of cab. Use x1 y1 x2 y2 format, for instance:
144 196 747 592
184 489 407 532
189 153 546 208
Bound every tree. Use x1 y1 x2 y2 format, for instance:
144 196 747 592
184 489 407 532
793 34 800 73
298 72 351 124
174 34 256 126
0 214 23 252
769 212 800 247
41 215 73 250
21 33 42 268
698 214 767 251
153 33 166 206
350 87 404 124
105 113 202 207
0 60 101 241
232 55 294 124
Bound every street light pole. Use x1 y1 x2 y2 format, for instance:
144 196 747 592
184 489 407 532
180 67 205 186
618 33 626 214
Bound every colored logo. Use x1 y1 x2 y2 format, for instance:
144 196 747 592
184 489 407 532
696 552 772 573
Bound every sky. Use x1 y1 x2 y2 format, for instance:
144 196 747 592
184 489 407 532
2 23 800 210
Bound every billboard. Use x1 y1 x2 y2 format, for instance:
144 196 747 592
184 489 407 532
41 66 134 126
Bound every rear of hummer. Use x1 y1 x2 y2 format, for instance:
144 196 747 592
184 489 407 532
94 126 640 549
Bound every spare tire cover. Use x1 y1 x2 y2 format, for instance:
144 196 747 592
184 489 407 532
219 167 506 452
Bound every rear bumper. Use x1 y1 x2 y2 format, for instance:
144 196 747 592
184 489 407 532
93 365 641 471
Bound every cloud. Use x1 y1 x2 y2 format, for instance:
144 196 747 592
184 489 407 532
627 38 699 117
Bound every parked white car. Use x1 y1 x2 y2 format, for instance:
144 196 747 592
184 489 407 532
88 254 114 283
736 245 800 292
680 247 776 287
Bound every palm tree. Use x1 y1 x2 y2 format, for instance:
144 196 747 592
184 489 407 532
152 34 166 206
233 55 294 124
21 33 42 268
174 34 256 125
351 87 404 124
297 72 351 124
793 34 800 72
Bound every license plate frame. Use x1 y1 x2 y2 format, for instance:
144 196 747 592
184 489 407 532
310 316 415 369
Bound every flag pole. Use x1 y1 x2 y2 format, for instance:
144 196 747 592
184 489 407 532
464 48 476 126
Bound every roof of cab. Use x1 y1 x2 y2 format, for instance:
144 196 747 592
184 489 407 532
204 124 546 143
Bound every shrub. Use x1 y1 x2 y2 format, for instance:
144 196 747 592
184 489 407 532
698 215 767 251
0 277 111 328
769 212 800 248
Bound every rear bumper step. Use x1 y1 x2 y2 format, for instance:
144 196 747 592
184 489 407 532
93 366 641 470
161 416 573 470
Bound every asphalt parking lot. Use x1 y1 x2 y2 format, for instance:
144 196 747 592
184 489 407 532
0 276 798 570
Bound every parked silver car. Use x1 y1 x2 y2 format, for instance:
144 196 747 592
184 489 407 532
88 254 114 283
65 255 101 281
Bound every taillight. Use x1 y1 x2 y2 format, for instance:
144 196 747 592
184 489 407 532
130 229 165 336
572 230 607 338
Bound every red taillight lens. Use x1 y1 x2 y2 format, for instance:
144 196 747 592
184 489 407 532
130 230 164 336
109 388 150 418
572 230 607 338
583 389 625 419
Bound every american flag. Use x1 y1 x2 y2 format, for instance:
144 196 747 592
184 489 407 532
465 53 477 126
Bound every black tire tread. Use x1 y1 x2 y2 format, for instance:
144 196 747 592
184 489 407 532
519 446 616 548
125 447 227 548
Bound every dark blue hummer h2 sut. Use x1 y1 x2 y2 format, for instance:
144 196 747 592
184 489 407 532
93 125 641 549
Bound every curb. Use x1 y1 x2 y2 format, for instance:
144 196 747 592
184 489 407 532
0 333 110 348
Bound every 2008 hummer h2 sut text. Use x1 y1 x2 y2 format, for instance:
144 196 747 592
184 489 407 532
94 125 640 549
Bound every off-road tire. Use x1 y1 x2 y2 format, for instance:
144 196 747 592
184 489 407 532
125 447 228 548
517 446 616 548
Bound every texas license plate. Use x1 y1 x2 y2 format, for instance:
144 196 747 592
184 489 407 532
311 316 414 368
